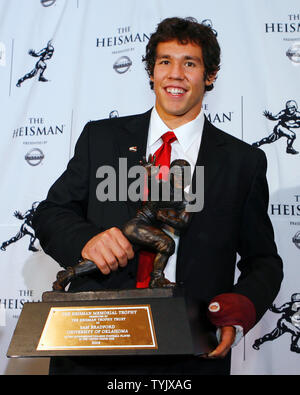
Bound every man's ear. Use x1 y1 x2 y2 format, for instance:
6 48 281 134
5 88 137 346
205 71 218 87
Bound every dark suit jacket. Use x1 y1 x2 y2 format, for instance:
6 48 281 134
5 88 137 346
32 109 283 374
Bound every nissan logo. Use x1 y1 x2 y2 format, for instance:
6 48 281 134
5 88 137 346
41 0 56 7
286 42 300 64
113 56 132 74
25 148 44 166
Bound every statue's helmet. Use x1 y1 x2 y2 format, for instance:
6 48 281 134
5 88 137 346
286 100 298 111
46 40 54 51
291 293 300 302
31 201 40 210
109 110 119 118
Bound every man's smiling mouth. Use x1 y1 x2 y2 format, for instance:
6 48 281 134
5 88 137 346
165 87 187 96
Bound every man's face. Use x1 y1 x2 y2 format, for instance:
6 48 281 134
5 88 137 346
151 40 216 127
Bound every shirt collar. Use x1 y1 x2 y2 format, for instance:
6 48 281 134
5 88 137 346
148 106 205 153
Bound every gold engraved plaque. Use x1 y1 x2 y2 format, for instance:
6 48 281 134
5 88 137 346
37 305 157 351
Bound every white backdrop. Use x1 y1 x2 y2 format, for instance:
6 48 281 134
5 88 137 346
0 0 299 375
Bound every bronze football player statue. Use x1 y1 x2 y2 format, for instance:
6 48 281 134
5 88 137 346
52 156 194 291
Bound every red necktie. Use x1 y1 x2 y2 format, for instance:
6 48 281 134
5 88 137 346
136 131 177 288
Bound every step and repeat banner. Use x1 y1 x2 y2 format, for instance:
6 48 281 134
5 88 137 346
0 0 299 375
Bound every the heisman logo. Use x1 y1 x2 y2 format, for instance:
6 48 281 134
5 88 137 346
0 202 40 252
252 293 300 354
16 40 54 87
252 100 300 155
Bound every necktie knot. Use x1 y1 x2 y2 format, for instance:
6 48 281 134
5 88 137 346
161 131 176 145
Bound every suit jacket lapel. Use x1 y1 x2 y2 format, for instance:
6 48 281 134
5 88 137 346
192 116 227 201
116 109 152 218
176 117 228 277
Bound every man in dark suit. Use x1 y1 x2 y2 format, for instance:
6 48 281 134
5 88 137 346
32 17 283 375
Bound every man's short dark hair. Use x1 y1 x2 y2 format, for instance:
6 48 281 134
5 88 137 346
143 17 221 91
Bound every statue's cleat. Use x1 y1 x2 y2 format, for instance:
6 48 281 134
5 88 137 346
53 269 74 291
149 275 175 288
290 344 300 353
286 147 299 155
252 340 262 350
52 280 65 292
29 245 39 252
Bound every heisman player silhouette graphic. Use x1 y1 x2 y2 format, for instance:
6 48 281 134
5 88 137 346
252 100 300 155
16 40 54 87
252 293 300 353
1 202 40 252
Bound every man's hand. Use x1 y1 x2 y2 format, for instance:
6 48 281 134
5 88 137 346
203 326 236 359
81 227 134 275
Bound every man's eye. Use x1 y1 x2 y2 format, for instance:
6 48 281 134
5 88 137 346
185 61 195 67
160 60 170 65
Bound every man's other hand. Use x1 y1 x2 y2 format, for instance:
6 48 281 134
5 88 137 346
202 326 236 359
